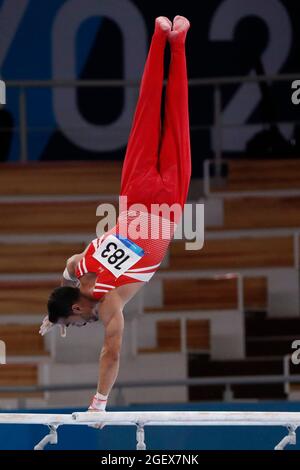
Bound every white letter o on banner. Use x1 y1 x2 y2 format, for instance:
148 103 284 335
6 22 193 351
52 0 147 152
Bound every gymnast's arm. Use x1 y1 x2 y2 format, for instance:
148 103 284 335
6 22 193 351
89 283 144 409
96 292 125 397
61 245 90 287
61 255 81 287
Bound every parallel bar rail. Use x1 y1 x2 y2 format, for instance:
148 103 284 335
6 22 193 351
0 411 299 450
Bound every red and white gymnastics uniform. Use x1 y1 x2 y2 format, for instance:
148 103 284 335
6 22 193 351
75 25 191 300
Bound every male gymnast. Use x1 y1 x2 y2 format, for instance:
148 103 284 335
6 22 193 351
40 15 191 412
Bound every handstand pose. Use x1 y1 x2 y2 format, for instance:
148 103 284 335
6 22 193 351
40 15 191 411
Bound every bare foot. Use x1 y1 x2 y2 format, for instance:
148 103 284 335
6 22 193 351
155 16 172 35
169 15 190 44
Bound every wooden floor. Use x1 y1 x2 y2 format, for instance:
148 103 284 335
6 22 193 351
139 319 210 353
0 280 57 314
168 236 296 270
145 277 267 312
0 242 85 274
211 159 300 192
7 231 294 277
221 196 300 230
0 364 42 398
0 162 122 195
0 199 117 234
0 325 47 355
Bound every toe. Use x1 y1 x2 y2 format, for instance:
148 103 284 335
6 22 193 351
172 15 190 32
155 16 172 32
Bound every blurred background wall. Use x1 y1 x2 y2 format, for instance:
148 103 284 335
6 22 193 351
1 0 300 173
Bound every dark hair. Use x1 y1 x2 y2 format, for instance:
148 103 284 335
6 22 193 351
48 286 80 323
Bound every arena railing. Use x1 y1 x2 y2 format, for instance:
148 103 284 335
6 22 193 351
3 73 300 167
1 371 300 405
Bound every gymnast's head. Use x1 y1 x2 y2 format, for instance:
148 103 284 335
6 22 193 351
47 286 98 327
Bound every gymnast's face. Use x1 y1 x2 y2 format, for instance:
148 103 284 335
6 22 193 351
59 297 98 328
61 313 98 328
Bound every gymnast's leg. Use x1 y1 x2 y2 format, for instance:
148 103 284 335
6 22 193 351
158 16 191 211
120 17 172 200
